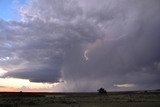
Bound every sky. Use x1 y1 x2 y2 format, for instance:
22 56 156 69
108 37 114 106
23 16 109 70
0 0 160 92
0 0 27 21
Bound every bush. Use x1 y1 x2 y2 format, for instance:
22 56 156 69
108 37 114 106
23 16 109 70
97 88 107 94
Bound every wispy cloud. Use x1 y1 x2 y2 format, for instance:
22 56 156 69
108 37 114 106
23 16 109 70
114 84 135 88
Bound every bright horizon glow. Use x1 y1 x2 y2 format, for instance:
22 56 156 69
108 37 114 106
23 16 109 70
0 77 60 92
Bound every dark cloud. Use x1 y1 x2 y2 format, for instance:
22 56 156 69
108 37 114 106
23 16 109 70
0 86 5 88
4 68 61 82
0 0 160 91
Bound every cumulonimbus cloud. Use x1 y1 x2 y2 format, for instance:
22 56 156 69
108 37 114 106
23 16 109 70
0 0 160 91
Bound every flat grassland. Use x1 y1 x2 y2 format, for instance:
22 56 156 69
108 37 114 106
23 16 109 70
0 90 160 107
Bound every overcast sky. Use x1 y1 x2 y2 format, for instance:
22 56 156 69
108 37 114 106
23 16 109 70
0 0 160 92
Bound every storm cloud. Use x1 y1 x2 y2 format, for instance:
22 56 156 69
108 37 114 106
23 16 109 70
0 0 160 91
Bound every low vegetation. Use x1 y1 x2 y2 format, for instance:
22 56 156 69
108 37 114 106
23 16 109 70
0 90 159 107
97 88 107 94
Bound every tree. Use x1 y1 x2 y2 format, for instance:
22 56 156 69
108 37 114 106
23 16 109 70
97 88 107 94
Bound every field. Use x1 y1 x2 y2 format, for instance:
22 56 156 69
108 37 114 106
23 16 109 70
0 90 160 107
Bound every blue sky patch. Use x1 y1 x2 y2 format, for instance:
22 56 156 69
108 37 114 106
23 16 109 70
0 0 27 21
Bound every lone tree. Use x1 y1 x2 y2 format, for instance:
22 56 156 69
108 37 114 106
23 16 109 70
97 88 107 94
